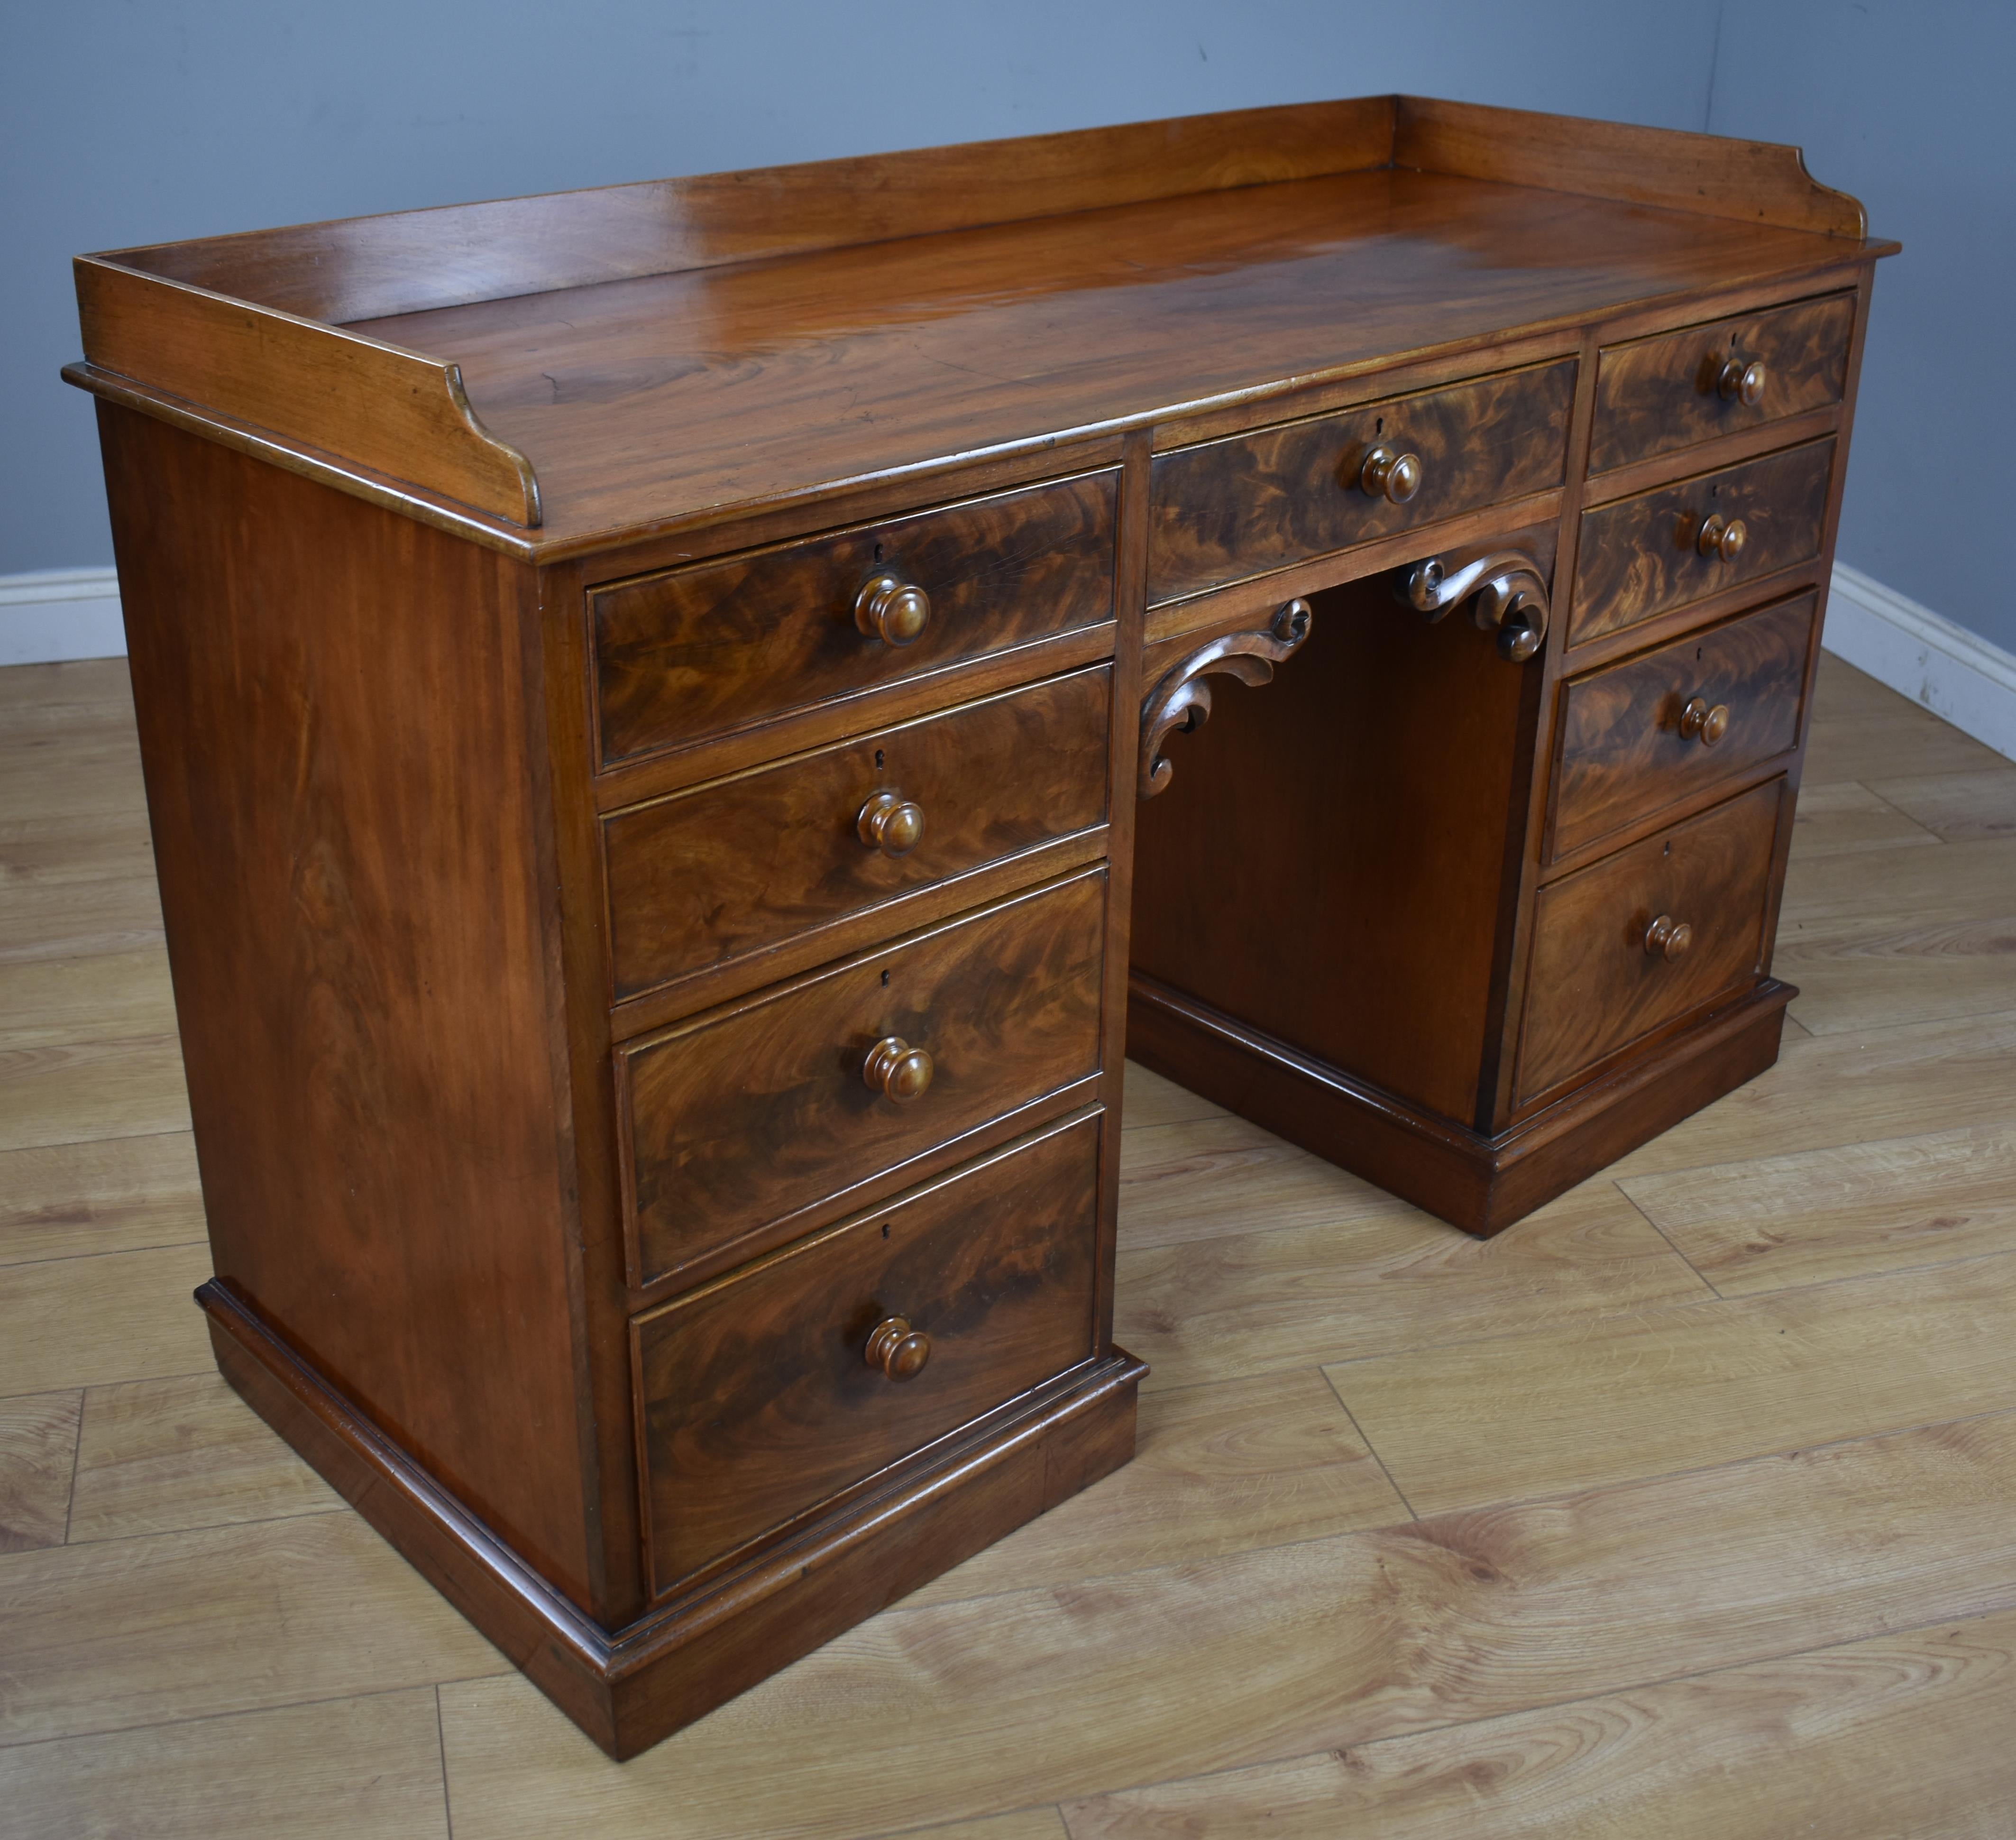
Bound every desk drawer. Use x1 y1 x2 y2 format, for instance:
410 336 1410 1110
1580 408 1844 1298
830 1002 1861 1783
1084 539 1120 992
1146 360 1575 606
1571 439 1833 645
633 1111 1099 1595
1589 294 1855 474
1549 591 1815 862
592 471 1117 768
1517 777 1783 1107
618 868 1106 1288
604 666 1111 1002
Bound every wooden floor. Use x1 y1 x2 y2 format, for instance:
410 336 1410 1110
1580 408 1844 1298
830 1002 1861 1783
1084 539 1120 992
3 650 2014 1838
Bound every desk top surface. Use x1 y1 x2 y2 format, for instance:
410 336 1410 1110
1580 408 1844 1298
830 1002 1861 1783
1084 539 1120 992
346 167 1869 548
70 98 1892 559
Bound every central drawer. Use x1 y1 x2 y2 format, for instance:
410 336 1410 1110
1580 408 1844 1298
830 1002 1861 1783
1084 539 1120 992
632 1111 1101 1596
1145 359 1575 606
617 867 1107 1288
603 666 1111 1003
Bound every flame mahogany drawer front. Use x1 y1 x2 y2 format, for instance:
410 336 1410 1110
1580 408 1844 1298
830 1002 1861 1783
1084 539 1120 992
1548 591 1817 863
1571 438 1834 646
632 1111 1100 1597
602 666 1112 1004
591 470 1118 769
617 867 1106 1290
1588 293 1855 475
1145 359 1576 606
1517 776 1785 1108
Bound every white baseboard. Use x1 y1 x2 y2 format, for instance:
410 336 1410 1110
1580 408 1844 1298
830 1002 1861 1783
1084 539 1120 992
0 567 126 667
1824 561 2016 764
4 560 2014 764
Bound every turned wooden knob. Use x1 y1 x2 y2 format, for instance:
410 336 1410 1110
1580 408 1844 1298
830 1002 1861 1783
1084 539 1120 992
863 1036 934 1101
1644 914 1694 961
1680 697 1730 746
857 789 926 855
1718 357 1768 405
1696 513 1747 562
1359 445 1423 504
854 573 932 646
865 1316 931 1380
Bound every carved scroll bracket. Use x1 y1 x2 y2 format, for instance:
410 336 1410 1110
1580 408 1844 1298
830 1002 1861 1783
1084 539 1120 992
1398 548 1551 663
1139 599 1311 799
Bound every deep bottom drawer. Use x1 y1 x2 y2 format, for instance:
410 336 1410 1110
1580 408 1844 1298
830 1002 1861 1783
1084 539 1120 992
1517 777 1785 1106
632 1110 1101 1595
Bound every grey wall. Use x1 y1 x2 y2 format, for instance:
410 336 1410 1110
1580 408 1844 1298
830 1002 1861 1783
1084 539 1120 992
1708 1 2016 653
15 1 1994 651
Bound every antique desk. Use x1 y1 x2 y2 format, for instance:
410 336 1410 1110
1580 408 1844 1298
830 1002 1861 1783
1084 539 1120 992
66 97 1893 1757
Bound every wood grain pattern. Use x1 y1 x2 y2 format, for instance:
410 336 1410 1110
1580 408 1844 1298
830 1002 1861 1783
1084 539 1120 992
354 171 1872 552
0 879 163 967
1064 1611 2016 1839
114 99 1401 322
1804 654 2008 782
592 472 1117 768
1131 566 1542 1127
1518 778 1784 1105
1127 972 1791 1241
1571 439 1834 644
0 1391 81 1553
97 406 597 1610
0 1242 212 1395
0 1036 190 1151
67 1371 341 1545
635 1114 1100 1593
1623 1122 2016 1297
1775 836 2016 1035
1788 779 1940 859
433 1415 2016 1838
0 1510 506 1747
10 631 2015 1826
1394 94 1869 236
1608 1009 2016 1186
619 869 1106 1289
1118 1112 1402 1252
1549 591 1815 861
1116 1178 1705 1395
906 1367 1408 1609
0 1687 453 1840
1146 362 1574 605
1862 766 2016 844
0 948 174 1049
0 1131 204 1266
73 261 539 524
603 666 1109 1001
1329 1251 2016 1517
1589 292 1855 473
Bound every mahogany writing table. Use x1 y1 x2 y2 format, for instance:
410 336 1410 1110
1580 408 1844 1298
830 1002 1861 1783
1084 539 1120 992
66 96 1894 1757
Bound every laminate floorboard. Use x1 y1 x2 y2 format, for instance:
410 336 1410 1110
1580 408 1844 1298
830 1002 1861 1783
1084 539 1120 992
1063 1608 2016 1839
5 644 2013 1830
1622 1120 2016 1294
0 1389 83 1553
0 1688 451 1840
0 1129 205 1265
433 1414 2016 1840
1327 1250 2016 1515
67 1370 344 1544
1115 1176 1709 1393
